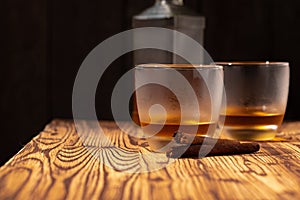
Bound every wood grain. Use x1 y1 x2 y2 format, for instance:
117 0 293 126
0 120 299 199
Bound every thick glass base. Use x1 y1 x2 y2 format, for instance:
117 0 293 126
222 126 277 141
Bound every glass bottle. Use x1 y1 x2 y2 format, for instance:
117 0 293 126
132 0 205 64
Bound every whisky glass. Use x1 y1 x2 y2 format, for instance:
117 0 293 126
215 62 289 141
134 64 224 150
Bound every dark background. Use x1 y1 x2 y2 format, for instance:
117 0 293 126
1 0 299 165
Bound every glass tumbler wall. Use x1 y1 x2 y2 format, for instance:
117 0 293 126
134 64 224 150
216 62 290 141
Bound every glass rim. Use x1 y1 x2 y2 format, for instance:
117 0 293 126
214 61 289 66
135 64 223 70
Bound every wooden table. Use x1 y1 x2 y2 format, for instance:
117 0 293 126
0 119 299 199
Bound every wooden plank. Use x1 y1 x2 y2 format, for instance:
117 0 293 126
0 120 299 199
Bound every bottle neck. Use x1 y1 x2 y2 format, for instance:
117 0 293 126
156 0 184 6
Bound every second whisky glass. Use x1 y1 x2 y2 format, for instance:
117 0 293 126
216 62 289 141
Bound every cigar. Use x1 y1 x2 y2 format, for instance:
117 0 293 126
167 132 260 158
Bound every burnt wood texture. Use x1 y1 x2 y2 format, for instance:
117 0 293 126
0 120 299 199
